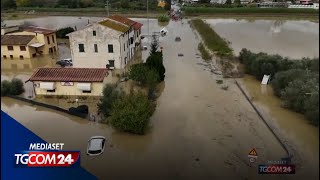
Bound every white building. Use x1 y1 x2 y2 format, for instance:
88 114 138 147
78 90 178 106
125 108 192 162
67 15 143 70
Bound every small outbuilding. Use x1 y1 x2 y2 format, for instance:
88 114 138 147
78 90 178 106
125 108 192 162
27 68 109 96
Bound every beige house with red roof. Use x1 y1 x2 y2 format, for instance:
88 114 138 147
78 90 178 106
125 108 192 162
27 68 109 96
67 15 143 70
1 25 57 59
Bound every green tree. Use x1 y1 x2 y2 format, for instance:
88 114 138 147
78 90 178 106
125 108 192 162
1 78 25 96
110 92 154 134
164 0 171 10
225 0 232 5
146 53 166 81
271 69 306 97
234 0 241 4
1 0 17 9
97 84 119 117
129 64 159 87
56 27 74 39
304 92 319 126
1 80 11 96
120 0 129 8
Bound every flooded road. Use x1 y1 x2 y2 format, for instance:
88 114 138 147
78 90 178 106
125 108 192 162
205 19 319 59
1 16 319 180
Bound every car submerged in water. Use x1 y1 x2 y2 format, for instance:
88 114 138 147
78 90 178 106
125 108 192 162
87 136 106 156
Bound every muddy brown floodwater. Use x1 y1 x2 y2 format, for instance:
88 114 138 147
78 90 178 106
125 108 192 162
1 16 319 180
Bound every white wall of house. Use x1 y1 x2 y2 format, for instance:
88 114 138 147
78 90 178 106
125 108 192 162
33 78 108 96
68 23 124 69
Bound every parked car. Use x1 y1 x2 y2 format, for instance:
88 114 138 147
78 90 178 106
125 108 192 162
56 58 73 67
87 136 106 156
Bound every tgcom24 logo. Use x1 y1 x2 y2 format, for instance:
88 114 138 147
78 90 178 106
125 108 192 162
14 143 80 168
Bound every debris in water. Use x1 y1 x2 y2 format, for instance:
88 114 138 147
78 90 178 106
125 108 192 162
175 37 181 42
178 53 184 57
195 158 200 162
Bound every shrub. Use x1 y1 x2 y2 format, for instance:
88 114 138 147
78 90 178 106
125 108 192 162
109 92 154 134
1 80 11 96
56 27 74 39
1 78 25 96
304 92 319 126
158 15 169 22
97 84 119 117
129 63 160 88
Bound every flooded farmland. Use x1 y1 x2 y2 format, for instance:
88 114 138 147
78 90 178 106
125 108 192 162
205 19 319 59
1 16 319 180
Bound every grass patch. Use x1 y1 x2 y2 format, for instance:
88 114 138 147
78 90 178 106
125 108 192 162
198 43 212 61
191 19 233 57
182 7 319 15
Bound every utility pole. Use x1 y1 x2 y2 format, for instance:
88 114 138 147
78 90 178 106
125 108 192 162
147 0 149 41
105 0 110 17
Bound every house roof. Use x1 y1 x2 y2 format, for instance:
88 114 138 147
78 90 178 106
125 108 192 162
28 68 109 82
133 22 143 30
20 26 56 35
108 15 136 26
1 35 34 45
98 19 130 33
108 15 143 30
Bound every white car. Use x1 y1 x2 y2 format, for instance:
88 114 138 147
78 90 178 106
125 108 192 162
87 136 106 156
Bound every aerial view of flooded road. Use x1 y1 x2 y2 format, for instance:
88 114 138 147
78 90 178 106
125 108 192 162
1 14 318 180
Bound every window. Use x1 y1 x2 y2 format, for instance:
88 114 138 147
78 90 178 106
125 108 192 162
20 46 26 51
47 89 55 92
7 46 13 51
3 55 7 59
108 44 113 53
79 44 85 52
93 31 96 36
19 55 23 60
109 60 115 67
124 43 125 51
82 90 91 93
130 37 133 45
47 36 50 44
94 44 98 53
52 35 55 43
10 55 13 59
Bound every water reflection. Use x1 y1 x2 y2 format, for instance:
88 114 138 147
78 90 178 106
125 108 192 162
270 20 285 34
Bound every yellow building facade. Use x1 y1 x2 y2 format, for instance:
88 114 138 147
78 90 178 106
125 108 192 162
1 25 57 59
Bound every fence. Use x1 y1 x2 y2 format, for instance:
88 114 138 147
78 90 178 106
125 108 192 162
7 95 88 119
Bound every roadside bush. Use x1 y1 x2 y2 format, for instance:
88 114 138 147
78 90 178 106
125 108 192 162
129 63 160 87
56 27 74 39
1 78 25 96
109 92 154 134
158 15 170 22
97 84 119 117
271 69 306 97
239 48 319 126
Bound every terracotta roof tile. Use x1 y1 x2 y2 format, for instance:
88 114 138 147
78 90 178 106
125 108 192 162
1 35 34 45
29 68 108 82
133 22 143 30
109 15 136 26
